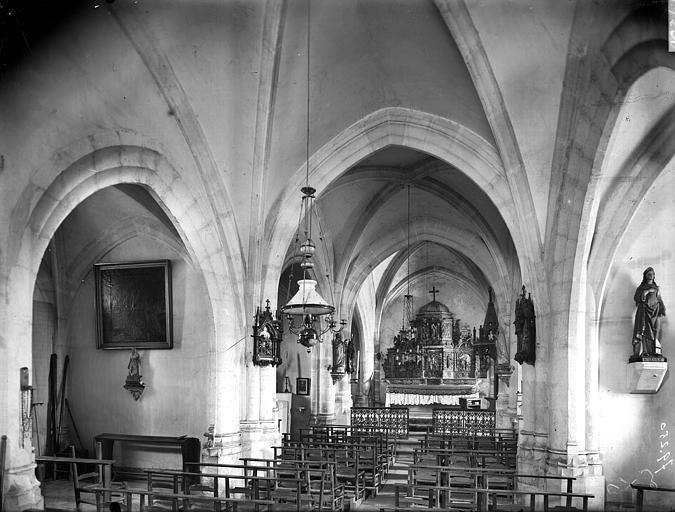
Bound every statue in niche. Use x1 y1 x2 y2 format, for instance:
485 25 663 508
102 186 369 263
513 286 536 365
430 321 440 340
631 267 667 361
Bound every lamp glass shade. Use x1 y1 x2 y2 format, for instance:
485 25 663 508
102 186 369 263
281 279 335 316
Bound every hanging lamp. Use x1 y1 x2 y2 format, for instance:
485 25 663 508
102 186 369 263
281 0 341 352
399 184 415 342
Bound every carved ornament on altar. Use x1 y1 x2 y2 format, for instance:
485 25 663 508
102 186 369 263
383 287 497 383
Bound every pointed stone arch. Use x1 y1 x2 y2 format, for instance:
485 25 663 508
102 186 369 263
261 107 530 309
1 141 245 500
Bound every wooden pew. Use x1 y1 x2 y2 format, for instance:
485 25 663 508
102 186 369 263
395 481 591 512
402 465 577 508
631 482 675 512
413 446 517 469
91 485 276 512
296 427 397 466
239 456 347 510
142 470 311 511
380 508 472 512
421 431 517 453
272 443 373 498
276 439 387 495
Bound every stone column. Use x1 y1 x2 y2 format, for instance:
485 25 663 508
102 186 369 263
241 327 279 459
333 374 353 425
584 310 605 497
0 265 43 510
210 298 243 465
544 268 605 510
356 335 375 407
312 334 336 424
495 363 516 429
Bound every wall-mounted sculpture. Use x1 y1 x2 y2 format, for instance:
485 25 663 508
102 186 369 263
630 266 667 362
123 348 146 400
513 286 536 365
328 332 348 383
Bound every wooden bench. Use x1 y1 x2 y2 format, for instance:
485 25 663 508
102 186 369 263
407 467 577 509
91 485 276 512
395 482 593 512
295 428 397 466
239 457 347 510
277 442 379 497
143 469 312 511
413 446 517 468
276 439 387 495
380 508 473 512
631 482 675 512
421 432 517 453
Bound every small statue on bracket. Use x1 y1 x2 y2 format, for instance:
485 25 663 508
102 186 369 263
124 348 146 400
630 267 667 362
513 285 536 365
345 338 355 374
328 332 347 383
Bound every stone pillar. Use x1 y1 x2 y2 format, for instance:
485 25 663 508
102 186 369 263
212 305 243 465
544 270 605 510
0 265 43 510
312 335 335 425
333 374 353 425
495 363 516 429
356 336 375 407
583 311 605 503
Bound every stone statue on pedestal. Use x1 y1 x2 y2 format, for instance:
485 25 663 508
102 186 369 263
631 267 667 361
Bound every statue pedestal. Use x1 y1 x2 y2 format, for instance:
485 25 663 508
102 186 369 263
627 360 668 393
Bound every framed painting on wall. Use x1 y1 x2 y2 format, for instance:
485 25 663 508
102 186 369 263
95 260 173 349
296 377 310 396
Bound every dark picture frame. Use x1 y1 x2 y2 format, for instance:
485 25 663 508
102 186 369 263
296 377 310 396
95 260 173 349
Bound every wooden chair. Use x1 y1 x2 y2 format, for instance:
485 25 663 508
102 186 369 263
69 443 125 508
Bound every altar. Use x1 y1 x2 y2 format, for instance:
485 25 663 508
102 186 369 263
385 382 480 406
382 288 498 408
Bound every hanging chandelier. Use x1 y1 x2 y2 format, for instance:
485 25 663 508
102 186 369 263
399 184 416 342
281 0 342 352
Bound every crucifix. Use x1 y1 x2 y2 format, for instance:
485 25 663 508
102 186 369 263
429 286 439 302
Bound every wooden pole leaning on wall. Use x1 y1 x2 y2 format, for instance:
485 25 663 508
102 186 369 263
56 355 70 452
46 354 57 458
64 399 85 454
1 434 7 512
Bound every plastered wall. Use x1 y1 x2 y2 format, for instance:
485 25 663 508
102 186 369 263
65 237 212 469
599 167 675 507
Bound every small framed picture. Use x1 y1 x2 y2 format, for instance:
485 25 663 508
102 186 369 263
296 377 310 396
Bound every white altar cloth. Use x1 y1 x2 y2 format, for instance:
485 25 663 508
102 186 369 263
385 391 479 406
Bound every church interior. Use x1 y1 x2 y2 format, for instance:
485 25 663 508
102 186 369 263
1 0 674 510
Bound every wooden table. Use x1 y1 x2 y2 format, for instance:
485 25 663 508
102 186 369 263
94 433 200 476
